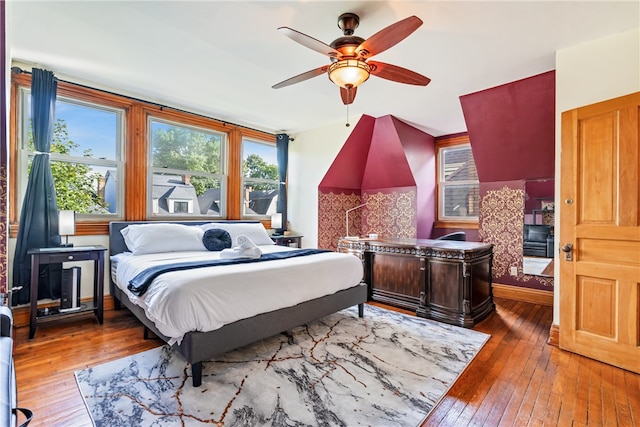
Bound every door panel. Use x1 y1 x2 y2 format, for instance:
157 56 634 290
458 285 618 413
560 92 640 374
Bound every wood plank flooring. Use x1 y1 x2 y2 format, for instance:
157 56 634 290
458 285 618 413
11 298 640 426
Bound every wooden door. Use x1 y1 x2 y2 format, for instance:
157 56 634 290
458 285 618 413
559 92 640 373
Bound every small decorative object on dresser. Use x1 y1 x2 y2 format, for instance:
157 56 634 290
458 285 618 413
338 237 494 327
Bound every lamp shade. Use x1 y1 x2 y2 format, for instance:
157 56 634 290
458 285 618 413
271 213 283 230
328 59 371 88
58 210 76 236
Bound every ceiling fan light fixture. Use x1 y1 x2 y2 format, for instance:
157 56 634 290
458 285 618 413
328 59 370 89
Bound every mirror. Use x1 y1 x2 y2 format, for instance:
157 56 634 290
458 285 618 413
523 179 554 277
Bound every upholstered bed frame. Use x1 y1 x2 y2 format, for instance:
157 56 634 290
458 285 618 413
108 221 367 387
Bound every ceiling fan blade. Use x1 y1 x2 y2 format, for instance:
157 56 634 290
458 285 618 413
355 16 423 59
340 86 357 105
369 61 431 86
278 27 341 58
272 65 330 89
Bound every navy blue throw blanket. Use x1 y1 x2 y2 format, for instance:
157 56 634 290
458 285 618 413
128 249 331 296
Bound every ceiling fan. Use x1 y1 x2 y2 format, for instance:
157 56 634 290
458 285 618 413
272 13 431 105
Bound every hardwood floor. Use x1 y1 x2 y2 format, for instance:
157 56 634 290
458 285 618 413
12 298 640 427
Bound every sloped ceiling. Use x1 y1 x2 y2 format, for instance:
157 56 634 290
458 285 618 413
460 71 556 182
318 115 375 191
320 114 435 191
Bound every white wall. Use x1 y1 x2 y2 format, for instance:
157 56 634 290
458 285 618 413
553 28 640 323
287 119 355 248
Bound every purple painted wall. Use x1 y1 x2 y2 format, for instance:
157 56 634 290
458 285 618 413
460 71 555 182
319 114 436 238
319 115 375 191
363 116 436 237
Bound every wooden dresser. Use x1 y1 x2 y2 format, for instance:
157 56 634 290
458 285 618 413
338 237 494 327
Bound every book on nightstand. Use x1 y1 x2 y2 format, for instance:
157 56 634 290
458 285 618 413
60 266 81 311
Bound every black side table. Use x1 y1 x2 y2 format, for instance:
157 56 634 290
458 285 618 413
28 245 107 339
271 234 303 248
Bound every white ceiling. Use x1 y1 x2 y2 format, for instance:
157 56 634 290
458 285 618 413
7 1 639 137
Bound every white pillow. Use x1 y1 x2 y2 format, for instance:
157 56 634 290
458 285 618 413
200 222 275 246
121 223 206 255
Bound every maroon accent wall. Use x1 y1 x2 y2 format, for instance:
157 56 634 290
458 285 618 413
319 115 375 190
319 114 436 239
363 116 436 237
361 117 417 189
460 71 555 182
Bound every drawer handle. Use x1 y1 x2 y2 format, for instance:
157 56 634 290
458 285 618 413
67 255 74 260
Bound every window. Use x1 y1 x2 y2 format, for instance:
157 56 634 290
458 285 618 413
17 88 123 218
148 118 226 218
437 140 479 222
10 72 277 236
241 139 278 218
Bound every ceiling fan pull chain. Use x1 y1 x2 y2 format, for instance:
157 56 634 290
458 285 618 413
346 104 350 127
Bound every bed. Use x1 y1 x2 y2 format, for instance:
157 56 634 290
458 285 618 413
108 221 367 386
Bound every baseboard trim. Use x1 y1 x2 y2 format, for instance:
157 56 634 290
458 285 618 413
548 323 560 347
11 296 115 328
492 283 554 306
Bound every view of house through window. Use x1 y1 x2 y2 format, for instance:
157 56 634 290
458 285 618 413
242 139 278 218
438 144 479 221
149 119 225 217
19 90 123 217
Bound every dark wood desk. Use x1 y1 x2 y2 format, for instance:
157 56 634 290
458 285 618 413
28 245 107 339
338 237 494 327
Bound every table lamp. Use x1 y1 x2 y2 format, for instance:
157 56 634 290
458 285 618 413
271 212 283 236
59 210 76 247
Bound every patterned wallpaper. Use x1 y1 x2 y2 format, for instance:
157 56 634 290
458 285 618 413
0 167 5 294
317 188 417 250
479 183 553 289
318 191 362 250
362 189 416 239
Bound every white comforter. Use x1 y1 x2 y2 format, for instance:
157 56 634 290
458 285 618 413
112 245 364 344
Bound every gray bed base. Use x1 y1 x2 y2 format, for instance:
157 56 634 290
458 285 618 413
108 221 367 387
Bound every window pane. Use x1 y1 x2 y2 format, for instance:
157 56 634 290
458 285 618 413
242 140 278 179
151 173 221 216
242 182 278 216
442 184 480 217
151 120 222 174
54 100 119 159
30 158 117 214
443 146 477 182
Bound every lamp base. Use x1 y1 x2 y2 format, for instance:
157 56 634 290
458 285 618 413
59 243 74 248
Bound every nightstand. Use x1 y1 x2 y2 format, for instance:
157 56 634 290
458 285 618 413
28 245 107 339
271 234 303 248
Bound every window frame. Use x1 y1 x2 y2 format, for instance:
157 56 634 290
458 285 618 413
16 87 125 220
147 115 228 219
434 134 480 229
9 72 277 237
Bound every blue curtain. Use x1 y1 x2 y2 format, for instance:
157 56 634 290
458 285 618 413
276 134 289 233
12 69 61 305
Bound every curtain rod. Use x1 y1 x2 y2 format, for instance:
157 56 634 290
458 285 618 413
11 66 285 138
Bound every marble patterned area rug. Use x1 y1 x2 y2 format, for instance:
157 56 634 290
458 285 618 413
75 305 489 427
